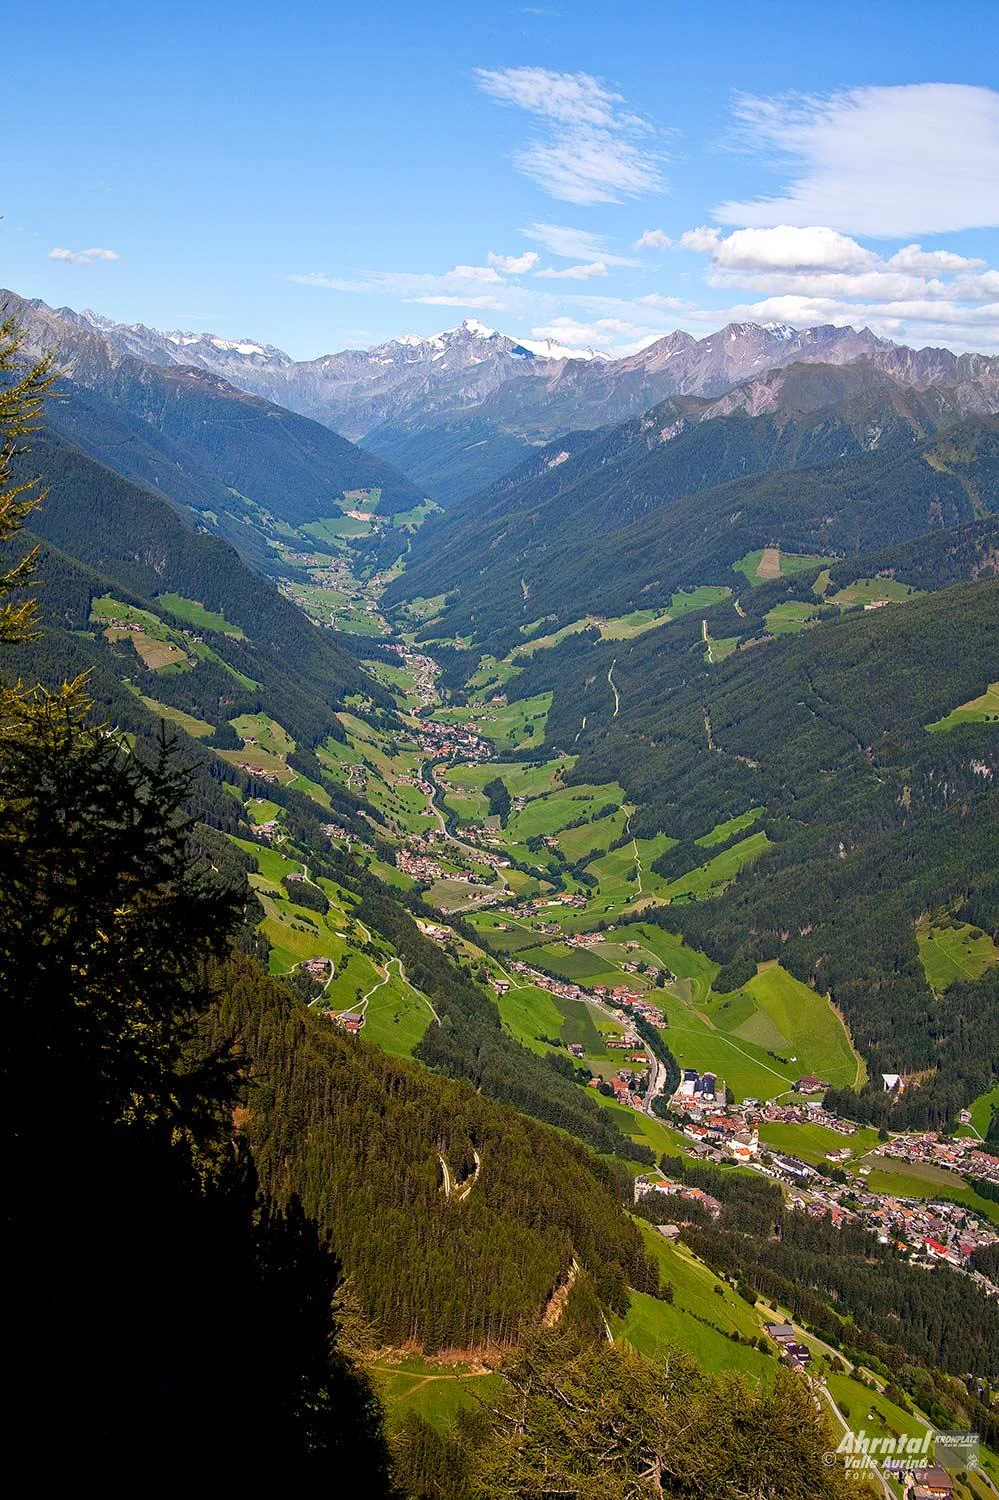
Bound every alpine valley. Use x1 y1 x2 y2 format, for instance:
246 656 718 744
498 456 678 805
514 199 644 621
7 288 999 1495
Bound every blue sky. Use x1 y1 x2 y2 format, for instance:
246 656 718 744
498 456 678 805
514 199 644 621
4 0 999 357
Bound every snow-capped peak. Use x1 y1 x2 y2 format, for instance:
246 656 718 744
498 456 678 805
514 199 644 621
761 322 797 341
164 331 271 357
461 318 495 338
517 337 610 362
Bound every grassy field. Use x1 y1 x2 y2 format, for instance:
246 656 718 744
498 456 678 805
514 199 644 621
624 925 719 1005
368 1354 501 1431
733 548 835 585
551 994 608 1053
557 808 630 863
476 693 552 752
494 982 566 1053
660 987 798 1100
927 679 999 731
247 797 282 825
858 1155 999 1224
509 605 693 659
916 915 999 992
231 712 295 758
157 592 245 637
361 970 434 1058
139 696 214 737
503 779 625 842
706 961 863 1089
319 714 437 838
304 513 373 542
694 808 764 847
969 1085 999 1138
765 600 820 635
585 832 678 907
824 576 920 608
107 625 191 672
662 830 771 903
617 1231 774 1382
703 627 738 663
668 585 733 617
758 1120 881 1165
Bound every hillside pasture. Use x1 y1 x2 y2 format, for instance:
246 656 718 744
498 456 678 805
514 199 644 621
927 680 999 731
705 961 862 1089
157 591 245 637
917 914 999 992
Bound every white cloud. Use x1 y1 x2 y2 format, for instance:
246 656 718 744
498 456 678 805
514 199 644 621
678 226 721 253
530 314 661 350
636 228 672 249
710 225 876 273
887 244 986 274
522 222 636 265
672 218 999 353
49 246 118 265
448 264 504 284
487 250 539 273
476 65 665 204
717 84 999 236
535 260 608 280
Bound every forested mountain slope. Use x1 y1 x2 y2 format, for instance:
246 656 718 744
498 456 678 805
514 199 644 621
211 950 657 1352
506 570 999 1124
390 400 999 653
6 291 421 544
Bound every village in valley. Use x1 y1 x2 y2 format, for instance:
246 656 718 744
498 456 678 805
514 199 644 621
240 501 999 1316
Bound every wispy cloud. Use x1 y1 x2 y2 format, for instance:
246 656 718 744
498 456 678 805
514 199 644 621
716 84 999 236
289 263 504 296
522 222 636 265
49 246 118 265
476 65 665 204
410 294 505 308
535 260 607 280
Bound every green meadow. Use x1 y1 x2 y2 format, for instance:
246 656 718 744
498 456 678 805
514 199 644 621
157 591 245 637
705 961 863 1089
927 679 999 731
916 915 999 992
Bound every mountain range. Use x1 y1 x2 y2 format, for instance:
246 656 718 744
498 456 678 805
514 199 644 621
55 304 999 503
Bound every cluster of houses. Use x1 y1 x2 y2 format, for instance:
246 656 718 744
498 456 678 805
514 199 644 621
508 959 598 1008
345 763 367 792
414 718 491 762
761 1098 858 1134
675 1068 722 1105
387 642 439 708
321 820 353 844
396 846 445 882
876 1131 999 1191
635 1176 722 1220
332 1012 363 1035
763 1321 813 1370
596 1066 648 1106
600 988 665 1027
778 1170 999 1284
